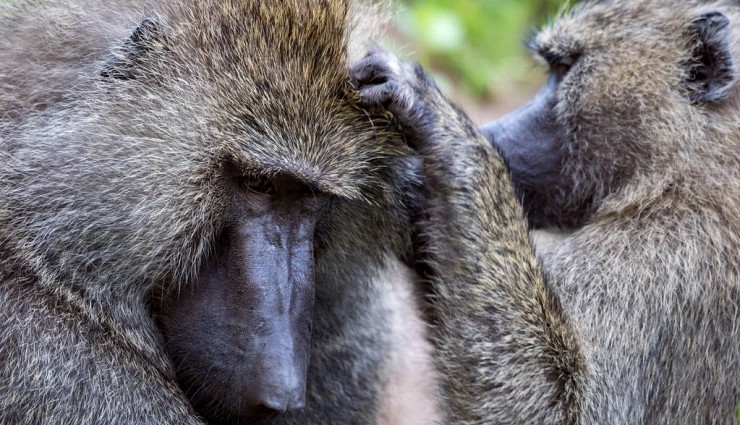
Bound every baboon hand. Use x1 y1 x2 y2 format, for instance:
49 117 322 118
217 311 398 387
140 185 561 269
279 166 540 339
351 48 439 139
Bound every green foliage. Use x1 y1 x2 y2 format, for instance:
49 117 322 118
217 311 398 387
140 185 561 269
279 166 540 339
395 0 569 99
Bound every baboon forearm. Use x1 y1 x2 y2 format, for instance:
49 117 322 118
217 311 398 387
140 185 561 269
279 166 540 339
418 96 583 424
352 49 584 423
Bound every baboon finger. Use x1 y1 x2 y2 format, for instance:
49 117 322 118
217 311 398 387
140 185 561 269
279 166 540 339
351 55 391 88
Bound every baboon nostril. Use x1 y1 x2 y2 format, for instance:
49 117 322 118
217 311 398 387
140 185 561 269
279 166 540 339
250 403 288 420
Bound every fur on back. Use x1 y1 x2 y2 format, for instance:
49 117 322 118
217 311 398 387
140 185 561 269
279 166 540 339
534 0 739 421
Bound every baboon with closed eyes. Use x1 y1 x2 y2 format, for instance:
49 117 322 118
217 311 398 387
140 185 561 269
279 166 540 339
0 0 442 424
353 0 739 423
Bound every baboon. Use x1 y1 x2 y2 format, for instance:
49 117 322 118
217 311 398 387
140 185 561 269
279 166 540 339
353 0 739 423
0 0 441 424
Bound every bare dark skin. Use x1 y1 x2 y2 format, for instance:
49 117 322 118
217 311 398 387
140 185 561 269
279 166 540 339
479 74 563 228
154 173 326 423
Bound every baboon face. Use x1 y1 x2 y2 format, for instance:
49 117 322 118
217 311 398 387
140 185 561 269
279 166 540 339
89 4 399 422
481 1 735 229
156 173 326 421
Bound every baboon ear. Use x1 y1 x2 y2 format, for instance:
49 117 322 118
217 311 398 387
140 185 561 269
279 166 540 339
101 18 165 80
684 11 735 103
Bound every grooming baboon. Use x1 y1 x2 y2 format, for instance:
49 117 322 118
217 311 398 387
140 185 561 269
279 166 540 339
353 0 739 423
0 0 441 424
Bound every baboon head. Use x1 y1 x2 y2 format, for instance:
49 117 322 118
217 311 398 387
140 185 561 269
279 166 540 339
481 0 737 229
141 3 402 422
0 0 401 422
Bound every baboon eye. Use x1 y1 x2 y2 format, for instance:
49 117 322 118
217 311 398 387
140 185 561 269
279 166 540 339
551 55 576 78
241 174 275 195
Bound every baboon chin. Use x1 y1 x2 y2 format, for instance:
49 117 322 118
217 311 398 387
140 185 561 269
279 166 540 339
352 0 738 423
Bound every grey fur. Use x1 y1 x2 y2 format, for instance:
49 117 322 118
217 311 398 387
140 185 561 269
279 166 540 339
0 0 424 424
352 0 739 423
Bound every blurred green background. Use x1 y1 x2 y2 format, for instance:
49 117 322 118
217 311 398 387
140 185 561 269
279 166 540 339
388 0 570 122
